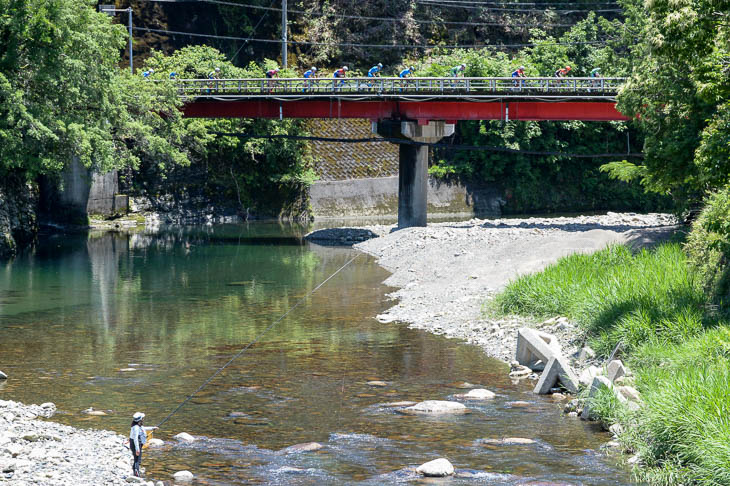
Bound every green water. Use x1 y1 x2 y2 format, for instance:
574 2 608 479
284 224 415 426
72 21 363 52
0 224 635 485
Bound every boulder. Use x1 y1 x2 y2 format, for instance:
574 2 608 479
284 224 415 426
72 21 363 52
606 360 626 383
578 346 596 362
402 400 468 415
533 356 579 395
617 385 641 402
146 438 164 448
416 458 454 477
515 328 562 371
579 366 601 387
281 442 324 454
0 371 6 380
457 389 496 400
173 470 194 482
173 432 196 442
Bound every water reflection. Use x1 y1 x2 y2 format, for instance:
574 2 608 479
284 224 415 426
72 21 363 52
0 225 635 484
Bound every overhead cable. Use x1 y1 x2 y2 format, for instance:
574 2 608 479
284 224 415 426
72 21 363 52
134 26 608 49
416 0 622 12
187 0 586 27
213 132 644 158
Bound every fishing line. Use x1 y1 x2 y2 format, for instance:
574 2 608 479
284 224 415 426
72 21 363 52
155 252 362 429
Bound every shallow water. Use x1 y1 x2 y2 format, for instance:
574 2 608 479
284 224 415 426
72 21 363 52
0 224 635 484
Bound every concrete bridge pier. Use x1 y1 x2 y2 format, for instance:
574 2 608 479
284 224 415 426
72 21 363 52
373 120 455 228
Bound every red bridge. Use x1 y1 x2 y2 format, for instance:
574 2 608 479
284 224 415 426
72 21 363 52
180 76 628 122
179 77 629 227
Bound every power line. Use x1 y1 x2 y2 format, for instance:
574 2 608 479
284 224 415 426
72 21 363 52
230 0 277 62
416 0 622 12
213 132 644 158
134 26 608 49
177 0 582 28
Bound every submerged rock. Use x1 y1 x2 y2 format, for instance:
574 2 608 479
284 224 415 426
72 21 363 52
479 437 536 446
456 388 496 400
280 442 324 454
366 380 389 387
401 400 468 415
173 432 196 442
416 458 454 477
173 470 194 482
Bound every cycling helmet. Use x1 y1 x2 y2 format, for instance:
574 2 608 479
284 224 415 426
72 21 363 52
410 66 415 72
215 67 221 72
460 63 466 69
343 66 348 71
377 63 383 68
149 69 155 73
311 67 317 72
566 66 571 70
519 65 525 70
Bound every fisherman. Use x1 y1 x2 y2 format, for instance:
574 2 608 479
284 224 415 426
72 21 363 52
141 68 154 79
303 66 317 92
129 412 147 477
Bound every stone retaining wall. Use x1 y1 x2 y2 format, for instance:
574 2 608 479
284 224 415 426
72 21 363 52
309 176 505 219
0 174 38 259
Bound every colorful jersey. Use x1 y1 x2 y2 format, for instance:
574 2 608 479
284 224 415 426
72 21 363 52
590 68 601 77
266 70 278 78
399 68 412 78
333 69 346 78
142 71 153 78
208 71 219 79
169 72 177 79
555 68 569 77
303 70 315 78
511 70 524 77
367 66 380 77
450 66 463 77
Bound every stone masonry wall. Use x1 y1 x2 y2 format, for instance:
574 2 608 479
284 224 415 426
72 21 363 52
0 174 38 259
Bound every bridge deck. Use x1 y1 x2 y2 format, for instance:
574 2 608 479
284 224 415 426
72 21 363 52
179 77 628 122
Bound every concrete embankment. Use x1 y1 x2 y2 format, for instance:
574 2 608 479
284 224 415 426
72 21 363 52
308 212 678 362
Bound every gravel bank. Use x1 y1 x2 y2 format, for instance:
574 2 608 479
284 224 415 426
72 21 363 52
317 213 678 363
0 399 159 486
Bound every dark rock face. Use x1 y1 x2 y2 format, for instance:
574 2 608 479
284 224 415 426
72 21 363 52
0 174 38 259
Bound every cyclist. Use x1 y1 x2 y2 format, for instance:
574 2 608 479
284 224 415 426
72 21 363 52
398 66 415 91
450 63 466 77
511 65 526 89
554 65 571 77
303 66 317 92
207 66 221 93
266 68 280 93
142 68 154 79
169 72 177 80
333 65 348 90
368 63 383 78
589 67 601 91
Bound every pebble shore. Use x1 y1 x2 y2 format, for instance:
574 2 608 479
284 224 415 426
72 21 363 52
0 399 162 486
313 212 678 363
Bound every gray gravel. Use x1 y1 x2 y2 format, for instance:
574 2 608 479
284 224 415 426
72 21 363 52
0 399 161 485
340 212 679 363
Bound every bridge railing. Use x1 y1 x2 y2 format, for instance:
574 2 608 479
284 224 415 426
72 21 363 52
174 77 625 99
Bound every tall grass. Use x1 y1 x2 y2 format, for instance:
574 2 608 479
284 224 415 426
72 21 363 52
492 242 730 485
492 244 708 355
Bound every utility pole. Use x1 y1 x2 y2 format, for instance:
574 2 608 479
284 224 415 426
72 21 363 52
281 0 287 68
99 5 134 74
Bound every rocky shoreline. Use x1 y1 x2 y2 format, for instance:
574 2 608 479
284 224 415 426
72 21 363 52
0 399 166 486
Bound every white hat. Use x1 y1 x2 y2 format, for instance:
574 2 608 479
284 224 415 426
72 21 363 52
133 412 145 421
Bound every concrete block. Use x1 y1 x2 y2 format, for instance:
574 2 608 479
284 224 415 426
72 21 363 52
581 376 612 420
533 356 580 395
606 360 626 383
113 194 129 213
516 328 562 371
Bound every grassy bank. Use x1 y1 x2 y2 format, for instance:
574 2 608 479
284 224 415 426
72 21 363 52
492 241 730 485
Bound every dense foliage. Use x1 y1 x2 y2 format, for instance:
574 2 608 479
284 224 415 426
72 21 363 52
0 0 190 177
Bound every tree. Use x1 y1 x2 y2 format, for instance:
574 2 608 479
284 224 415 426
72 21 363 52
0 0 193 178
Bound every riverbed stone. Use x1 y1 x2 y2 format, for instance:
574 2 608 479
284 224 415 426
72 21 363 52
281 442 324 454
366 380 389 387
0 371 7 380
403 400 468 415
479 437 535 446
516 328 562 371
146 438 164 448
533 356 579 395
457 388 496 400
416 458 454 477
173 470 194 481
173 432 196 442
618 385 641 402
579 366 600 386
606 360 626 383
578 346 596 362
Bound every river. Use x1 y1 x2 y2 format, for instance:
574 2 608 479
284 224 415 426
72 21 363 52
0 224 635 485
